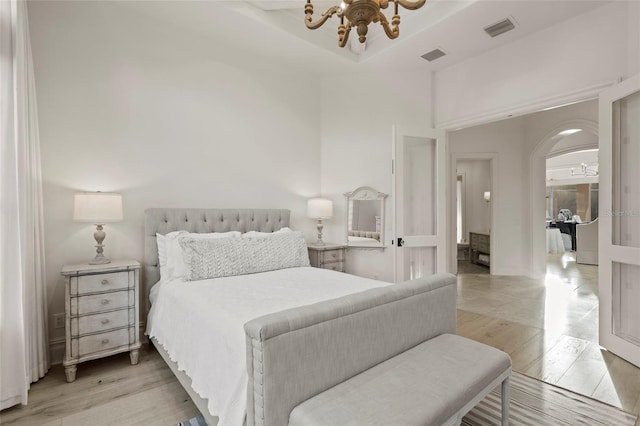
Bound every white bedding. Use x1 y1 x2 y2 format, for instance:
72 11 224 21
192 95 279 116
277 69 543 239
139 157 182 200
146 266 389 426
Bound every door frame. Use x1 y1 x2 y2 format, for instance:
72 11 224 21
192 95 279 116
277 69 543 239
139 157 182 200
448 153 498 274
439 82 615 277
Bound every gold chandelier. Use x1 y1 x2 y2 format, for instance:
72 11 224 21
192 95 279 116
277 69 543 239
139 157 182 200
304 0 426 48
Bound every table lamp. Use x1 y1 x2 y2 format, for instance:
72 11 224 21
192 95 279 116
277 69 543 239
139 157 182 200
73 192 123 264
308 198 333 245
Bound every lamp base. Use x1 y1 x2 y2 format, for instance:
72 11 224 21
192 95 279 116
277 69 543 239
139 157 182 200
89 224 111 264
89 252 111 265
315 218 325 245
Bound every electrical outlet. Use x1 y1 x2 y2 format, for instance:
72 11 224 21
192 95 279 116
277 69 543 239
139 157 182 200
54 313 65 329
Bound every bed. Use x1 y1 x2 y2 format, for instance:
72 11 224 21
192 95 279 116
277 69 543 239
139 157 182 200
144 208 457 426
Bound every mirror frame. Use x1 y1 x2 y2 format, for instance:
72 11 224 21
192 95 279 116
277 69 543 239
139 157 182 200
344 186 388 248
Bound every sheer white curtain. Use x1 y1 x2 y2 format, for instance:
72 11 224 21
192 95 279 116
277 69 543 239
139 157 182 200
1 0 50 410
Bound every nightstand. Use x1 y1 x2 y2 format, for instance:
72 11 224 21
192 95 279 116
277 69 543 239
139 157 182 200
308 243 347 272
61 260 141 382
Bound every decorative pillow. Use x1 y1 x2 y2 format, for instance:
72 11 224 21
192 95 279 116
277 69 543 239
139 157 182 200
179 231 310 281
158 231 241 280
242 227 292 238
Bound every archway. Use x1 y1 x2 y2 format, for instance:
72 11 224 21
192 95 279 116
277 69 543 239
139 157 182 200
528 119 598 277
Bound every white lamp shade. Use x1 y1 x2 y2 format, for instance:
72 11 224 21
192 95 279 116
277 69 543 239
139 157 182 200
308 198 333 219
483 191 491 202
73 192 123 223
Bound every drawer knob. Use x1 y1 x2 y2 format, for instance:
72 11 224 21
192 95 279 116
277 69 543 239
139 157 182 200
101 279 109 285
101 319 110 325
101 339 110 345
101 299 110 305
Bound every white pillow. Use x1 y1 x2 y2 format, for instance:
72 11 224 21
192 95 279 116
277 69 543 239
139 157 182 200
242 227 292 238
157 231 241 280
156 231 186 281
180 231 310 281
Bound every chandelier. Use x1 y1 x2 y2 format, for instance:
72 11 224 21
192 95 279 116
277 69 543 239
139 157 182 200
571 163 598 177
304 0 427 48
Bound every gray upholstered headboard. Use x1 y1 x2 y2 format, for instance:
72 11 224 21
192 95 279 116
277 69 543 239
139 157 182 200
143 208 291 315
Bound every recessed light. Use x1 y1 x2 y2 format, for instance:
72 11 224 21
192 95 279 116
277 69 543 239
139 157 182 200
558 129 582 136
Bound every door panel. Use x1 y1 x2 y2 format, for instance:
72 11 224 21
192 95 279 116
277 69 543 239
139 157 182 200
402 247 436 281
403 136 436 236
599 74 640 367
393 126 446 283
612 90 640 248
612 262 640 346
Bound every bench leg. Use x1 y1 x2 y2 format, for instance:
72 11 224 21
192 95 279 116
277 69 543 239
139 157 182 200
501 376 510 426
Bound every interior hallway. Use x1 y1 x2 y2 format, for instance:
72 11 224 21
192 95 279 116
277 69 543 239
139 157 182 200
457 253 640 419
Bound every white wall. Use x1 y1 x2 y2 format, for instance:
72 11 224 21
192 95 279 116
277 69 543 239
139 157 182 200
435 1 638 128
28 1 322 354
319 71 432 282
449 119 526 275
456 160 491 238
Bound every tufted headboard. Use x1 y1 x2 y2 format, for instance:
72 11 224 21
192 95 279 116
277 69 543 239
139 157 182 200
143 208 291 316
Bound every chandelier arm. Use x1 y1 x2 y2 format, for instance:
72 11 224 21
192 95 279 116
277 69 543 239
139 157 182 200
396 0 426 11
338 23 352 47
378 12 400 40
305 4 343 30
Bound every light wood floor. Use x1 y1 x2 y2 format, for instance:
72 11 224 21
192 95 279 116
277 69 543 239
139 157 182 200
2 253 639 425
458 252 640 421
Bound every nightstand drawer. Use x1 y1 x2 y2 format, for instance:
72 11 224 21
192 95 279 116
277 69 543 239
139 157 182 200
75 271 129 295
72 290 133 315
71 309 132 336
77 328 132 357
321 249 345 263
323 261 345 272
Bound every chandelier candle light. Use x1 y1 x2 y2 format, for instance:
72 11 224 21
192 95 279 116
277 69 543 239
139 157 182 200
305 0 426 47
308 198 334 246
73 192 123 265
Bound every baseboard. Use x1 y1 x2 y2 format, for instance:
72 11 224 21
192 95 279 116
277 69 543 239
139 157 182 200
49 337 65 365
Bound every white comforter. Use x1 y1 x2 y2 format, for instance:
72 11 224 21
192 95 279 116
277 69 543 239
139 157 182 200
146 266 389 426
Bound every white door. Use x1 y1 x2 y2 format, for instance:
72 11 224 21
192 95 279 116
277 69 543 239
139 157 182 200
598 74 640 367
393 125 447 283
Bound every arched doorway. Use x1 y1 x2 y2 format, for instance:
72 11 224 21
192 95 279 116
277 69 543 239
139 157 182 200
528 119 598 277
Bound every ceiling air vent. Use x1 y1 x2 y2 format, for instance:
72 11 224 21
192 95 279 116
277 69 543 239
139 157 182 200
483 18 515 38
421 48 447 62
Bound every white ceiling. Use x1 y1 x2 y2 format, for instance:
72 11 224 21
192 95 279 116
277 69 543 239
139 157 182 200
120 0 612 74
546 145 599 185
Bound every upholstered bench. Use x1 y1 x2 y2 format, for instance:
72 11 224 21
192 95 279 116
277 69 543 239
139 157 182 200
289 333 511 426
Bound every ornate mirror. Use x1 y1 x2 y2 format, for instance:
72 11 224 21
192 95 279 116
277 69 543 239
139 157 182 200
344 186 388 248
